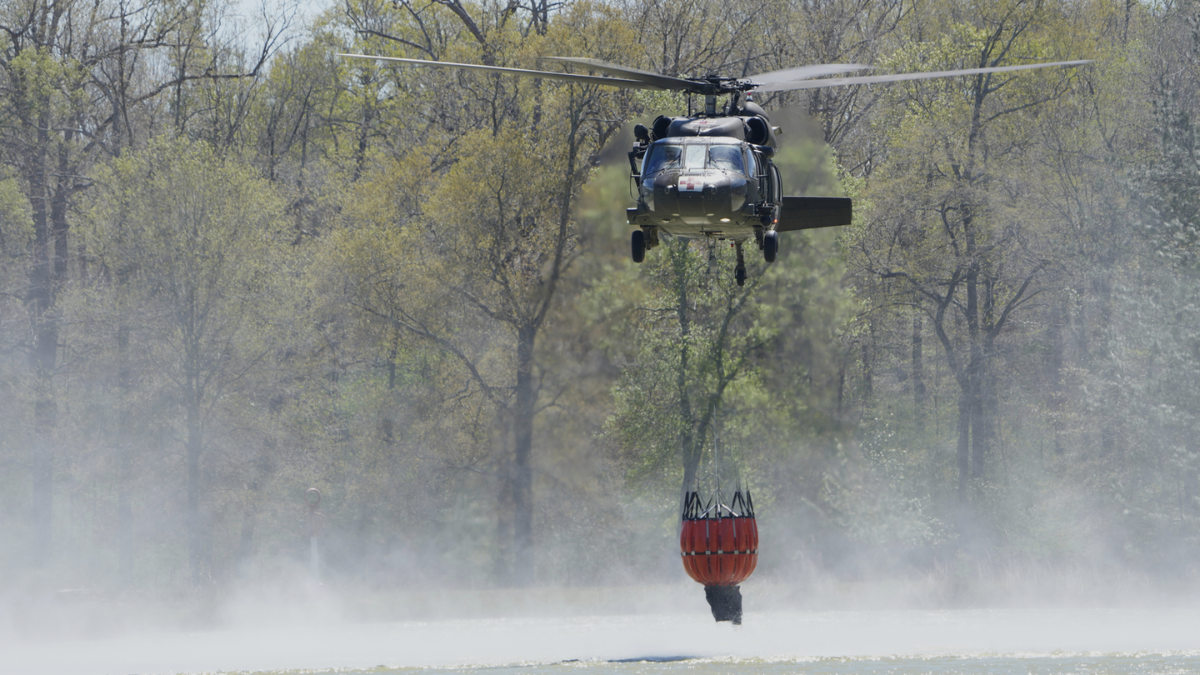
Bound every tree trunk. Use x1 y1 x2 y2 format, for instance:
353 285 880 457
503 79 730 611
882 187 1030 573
956 393 971 499
1093 273 1119 461
860 319 875 401
28 118 57 564
352 71 375 182
510 324 536 586
964 212 988 480
31 374 55 563
116 323 134 585
1047 300 1066 455
493 417 513 583
972 356 994 478
186 386 208 586
912 313 927 433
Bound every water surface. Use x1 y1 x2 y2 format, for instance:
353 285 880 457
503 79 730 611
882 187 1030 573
3 607 1198 675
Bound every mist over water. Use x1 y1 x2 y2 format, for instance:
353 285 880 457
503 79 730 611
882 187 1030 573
3 608 1199 674
3 577 1199 675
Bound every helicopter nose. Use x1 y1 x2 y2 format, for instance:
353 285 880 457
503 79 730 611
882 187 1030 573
642 171 747 225
676 175 732 196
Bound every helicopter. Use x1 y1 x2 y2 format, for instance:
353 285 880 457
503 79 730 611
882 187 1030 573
339 53 1091 286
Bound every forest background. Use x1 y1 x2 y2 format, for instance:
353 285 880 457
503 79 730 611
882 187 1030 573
1 0 1199 618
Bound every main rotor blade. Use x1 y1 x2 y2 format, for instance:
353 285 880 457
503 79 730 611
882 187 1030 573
541 57 710 93
752 59 1093 92
747 63 873 84
338 53 667 90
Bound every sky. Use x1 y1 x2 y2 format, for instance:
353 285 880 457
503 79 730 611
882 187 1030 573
231 0 332 45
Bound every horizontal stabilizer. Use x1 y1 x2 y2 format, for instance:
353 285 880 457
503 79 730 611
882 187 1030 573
777 197 852 232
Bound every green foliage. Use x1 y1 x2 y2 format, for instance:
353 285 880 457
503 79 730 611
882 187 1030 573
70 135 292 583
1137 95 1200 271
0 170 31 269
4 0 1200 600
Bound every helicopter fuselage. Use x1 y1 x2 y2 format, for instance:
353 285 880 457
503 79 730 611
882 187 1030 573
623 107 788 284
630 135 777 243
624 107 848 285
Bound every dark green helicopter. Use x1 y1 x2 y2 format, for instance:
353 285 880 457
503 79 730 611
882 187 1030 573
340 53 1090 286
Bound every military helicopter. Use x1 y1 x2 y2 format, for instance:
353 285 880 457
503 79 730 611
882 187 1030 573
340 53 1090 286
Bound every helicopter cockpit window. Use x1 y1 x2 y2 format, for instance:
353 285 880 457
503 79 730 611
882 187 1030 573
643 142 746 175
708 145 744 172
643 144 682 176
683 145 708 170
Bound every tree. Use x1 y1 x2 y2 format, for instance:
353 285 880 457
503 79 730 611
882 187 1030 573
847 0 1087 500
754 0 910 168
79 136 287 584
605 240 776 498
319 0 640 584
0 0 286 567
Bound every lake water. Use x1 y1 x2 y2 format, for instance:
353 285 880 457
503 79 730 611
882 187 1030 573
3 604 1199 675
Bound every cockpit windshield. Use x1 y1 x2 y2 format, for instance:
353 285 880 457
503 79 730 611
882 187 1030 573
643 144 681 175
643 142 745 176
707 145 743 172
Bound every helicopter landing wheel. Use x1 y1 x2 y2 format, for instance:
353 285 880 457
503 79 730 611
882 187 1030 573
632 229 646 263
763 230 778 263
